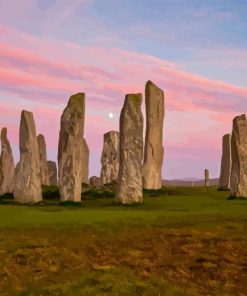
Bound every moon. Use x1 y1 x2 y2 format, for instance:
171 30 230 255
108 112 114 119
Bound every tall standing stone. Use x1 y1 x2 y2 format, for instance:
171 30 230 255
14 111 42 203
37 134 50 185
230 114 247 198
58 93 85 202
0 127 15 195
116 93 143 204
100 131 119 185
47 161 58 186
82 138 89 184
204 169 209 187
143 81 165 190
219 134 231 190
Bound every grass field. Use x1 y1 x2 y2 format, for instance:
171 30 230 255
0 186 246 295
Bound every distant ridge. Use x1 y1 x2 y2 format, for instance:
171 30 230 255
162 178 219 187
173 177 200 181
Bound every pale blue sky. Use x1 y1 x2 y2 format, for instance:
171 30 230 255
0 0 246 178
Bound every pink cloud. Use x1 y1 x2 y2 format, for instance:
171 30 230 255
0 67 81 92
0 26 4 34
1 26 246 114
0 25 246 177
0 43 120 82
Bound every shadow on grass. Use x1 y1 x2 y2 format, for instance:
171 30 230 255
42 185 60 200
59 201 83 207
143 187 178 197
217 188 230 192
227 195 247 201
82 188 115 200
1 186 225 209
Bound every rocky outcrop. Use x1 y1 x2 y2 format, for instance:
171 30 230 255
219 134 231 190
14 110 42 203
58 93 85 202
230 114 247 198
37 134 50 185
204 169 209 187
143 81 165 190
0 127 15 195
115 93 144 204
90 176 102 188
82 138 89 184
100 131 119 185
47 161 58 186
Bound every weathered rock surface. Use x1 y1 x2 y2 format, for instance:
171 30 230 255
116 93 144 204
219 134 231 190
14 110 42 203
143 81 165 190
100 131 119 185
58 93 85 202
230 114 247 198
90 176 102 188
204 169 209 187
82 138 89 184
0 127 15 195
47 161 58 186
37 134 50 185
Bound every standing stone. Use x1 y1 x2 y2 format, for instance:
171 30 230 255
100 131 120 185
37 134 50 185
219 134 231 190
90 176 102 188
0 127 15 195
143 81 165 190
58 93 85 202
82 138 89 184
14 110 42 203
116 93 143 204
47 161 58 186
0 165 2 195
230 114 247 198
204 169 209 187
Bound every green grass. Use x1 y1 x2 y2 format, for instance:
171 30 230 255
0 186 246 295
0 186 245 228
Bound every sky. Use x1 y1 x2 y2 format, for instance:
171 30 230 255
0 0 246 179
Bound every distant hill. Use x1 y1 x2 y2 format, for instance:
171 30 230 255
174 177 200 181
162 178 219 187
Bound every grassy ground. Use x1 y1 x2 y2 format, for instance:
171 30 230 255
0 186 246 295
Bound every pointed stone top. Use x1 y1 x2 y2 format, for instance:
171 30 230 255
1 127 11 151
124 93 142 109
146 80 162 89
21 110 33 117
104 131 119 138
68 93 85 106
233 114 247 131
20 110 35 127
233 114 246 123
19 110 37 152
146 80 164 96
37 134 45 142
1 127 7 139
223 134 231 141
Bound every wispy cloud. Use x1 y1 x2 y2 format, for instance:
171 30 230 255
0 25 246 178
